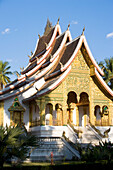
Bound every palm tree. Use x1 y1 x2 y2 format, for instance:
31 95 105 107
0 125 37 168
0 61 12 89
99 57 113 89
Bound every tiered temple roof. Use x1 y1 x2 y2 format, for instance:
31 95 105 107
0 20 113 101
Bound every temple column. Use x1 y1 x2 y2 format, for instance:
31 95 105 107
109 101 113 126
29 103 33 127
49 104 53 126
89 93 95 125
76 106 79 126
63 104 67 125
40 97 45 125
57 104 62 126
83 106 87 127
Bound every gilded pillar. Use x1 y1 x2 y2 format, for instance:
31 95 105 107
40 97 45 125
57 104 62 126
108 101 113 125
83 106 87 127
49 104 53 126
63 104 67 125
76 106 79 126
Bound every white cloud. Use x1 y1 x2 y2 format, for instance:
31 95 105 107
1 28 10 34
106 32 113 38
71 20 78 25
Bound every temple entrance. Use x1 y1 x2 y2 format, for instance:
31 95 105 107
67 91 77 124
78 105 89 126
78 92 89 127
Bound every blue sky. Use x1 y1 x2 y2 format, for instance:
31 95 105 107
0 0 113 80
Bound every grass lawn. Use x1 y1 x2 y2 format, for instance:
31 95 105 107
3 160 113 170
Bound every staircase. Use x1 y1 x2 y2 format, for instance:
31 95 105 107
29 126 80 162
80 125 103 145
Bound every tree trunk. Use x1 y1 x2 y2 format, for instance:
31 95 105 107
0 82 3 90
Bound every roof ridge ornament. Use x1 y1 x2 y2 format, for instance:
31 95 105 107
59 61 63 68
57 17 60 24
28 55 31 59
82 26 85 35
67 23 70 30
20 67 24 71
50 53 53 59
38 34 41 39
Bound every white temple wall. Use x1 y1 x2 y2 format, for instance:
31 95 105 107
4 97 14 127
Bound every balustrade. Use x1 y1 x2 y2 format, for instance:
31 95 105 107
95 119 109 126
30 119 63 127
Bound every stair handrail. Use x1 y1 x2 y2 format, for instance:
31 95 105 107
67 120 83 138
88 123 110 139
61 136 80 159
67 124 78 140
88 124 103 141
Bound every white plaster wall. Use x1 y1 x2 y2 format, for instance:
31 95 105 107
4 97 14 127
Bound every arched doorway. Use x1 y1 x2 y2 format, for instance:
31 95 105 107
45 103 53 125
67 91 77 124
94 105 101 126
101 105 109 126
78 92 89 127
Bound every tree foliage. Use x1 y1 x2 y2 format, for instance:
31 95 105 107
0 61 12 89
0 125 38 168
99 57 113 89
75 141 113 162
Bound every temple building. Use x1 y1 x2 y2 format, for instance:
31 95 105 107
1 20 113 128
0 20 113 160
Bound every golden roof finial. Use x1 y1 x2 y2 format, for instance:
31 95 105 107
38 34 41 39
57 17 60 24
28 55 31 59
31 51 33 55
44 42 48 48
20 67 24 71
59 61 63 68
82 26 85 35
67 23 70 30
50 53 53 59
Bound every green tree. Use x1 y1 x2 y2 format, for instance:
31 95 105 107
0 125 37 168
0 61 12 89
99 57 113 89
44 18 53 36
